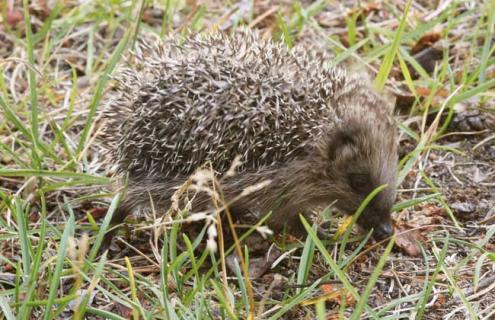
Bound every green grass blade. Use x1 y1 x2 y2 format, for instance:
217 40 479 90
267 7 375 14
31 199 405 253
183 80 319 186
32 2 63 45
267 281 321 320
44 209 75 319
477 1 495 84
339 230 373 269
18 194 47 319
231 256 249 316
421 172 461 229
75 30 130 157
415 237 450 319
374 0 412 90
85 307 127 320
0 296 15 320
350 236 395 320
451 78 495 105
74 252 109 319
392 193 441 212
277 12 293 48
300 216 360 300
0 169 109 184
338 184 388 261
301 216 383 318
14 198 31 277
87 192 122 262
296 230 315 294
23 0 42 169
210 280 238 320
0 95 32 139
436 243 479 319
316 299 326 320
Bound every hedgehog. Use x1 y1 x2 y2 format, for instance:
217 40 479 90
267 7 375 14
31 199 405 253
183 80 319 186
99 29 398 245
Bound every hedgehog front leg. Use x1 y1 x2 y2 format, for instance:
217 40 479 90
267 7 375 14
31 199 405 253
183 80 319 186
102 179 179 250
267 206 312 239
101 202 131 251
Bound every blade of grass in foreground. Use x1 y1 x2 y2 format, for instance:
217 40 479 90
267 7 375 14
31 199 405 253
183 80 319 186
75 30 130 157
277 12 293 49
231 256 250 316
74 252 107 319
339 230 373 270
316 299 326 320
0 95 59 162
0 95 32 140
0 169 109 184
160 233 180 320
300 218 359 302
415 237 449 319
18 194 47 319
391 193 441 212
267 280 321 320
0 297 15 320
296 229 316 294
87 192 122 262
477 0 494 84
301 216 382 319
435 242 479 320
338 184 388 261
124 257 142 320
210 280 238 320
349 236 395 320
421 172 461 229
14 198 31 277
44 210 75 319
85 307 126 320
23 0 41 169
373 0 412 90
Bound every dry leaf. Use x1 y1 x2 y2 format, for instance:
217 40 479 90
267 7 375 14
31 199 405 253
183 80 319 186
420 203 445 216
416 87 449 98
320 283 334 294
433 294 447 309
114 302 133 319
6 9 23 27
411 32 442 54
301 285 355 306
88 207 108 220
348 2 382 17
333 216 353 240
395 227 424 257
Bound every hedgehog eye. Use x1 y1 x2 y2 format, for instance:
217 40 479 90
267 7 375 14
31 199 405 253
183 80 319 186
348 173 371 192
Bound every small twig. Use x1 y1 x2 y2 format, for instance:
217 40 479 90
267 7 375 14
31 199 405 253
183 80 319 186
249 6 278 28
213 174 256 319
472 133 495 151
443 274 495 309
286 280 341 289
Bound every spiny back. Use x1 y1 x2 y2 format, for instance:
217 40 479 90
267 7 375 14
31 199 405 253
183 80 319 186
100 29 366 178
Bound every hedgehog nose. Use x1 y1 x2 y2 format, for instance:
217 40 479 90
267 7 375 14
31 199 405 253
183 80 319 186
373 220 394 240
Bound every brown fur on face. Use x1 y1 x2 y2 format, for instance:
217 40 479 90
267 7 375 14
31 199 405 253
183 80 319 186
317 120 398 237
259 103 398 238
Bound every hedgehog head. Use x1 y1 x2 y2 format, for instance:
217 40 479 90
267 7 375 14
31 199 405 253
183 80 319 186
312 94 398 240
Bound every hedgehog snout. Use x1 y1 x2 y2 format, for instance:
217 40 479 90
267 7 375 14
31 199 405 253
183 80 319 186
372 218 394 240
357 206 394 240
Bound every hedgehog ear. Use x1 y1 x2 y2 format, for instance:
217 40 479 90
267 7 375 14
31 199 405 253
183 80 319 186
326 128 357 161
